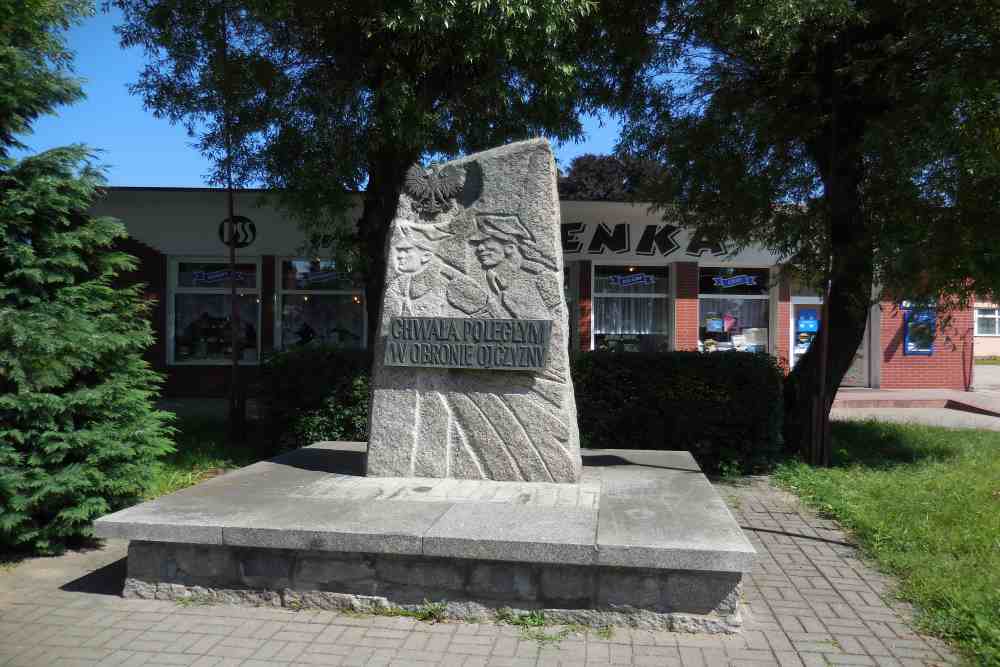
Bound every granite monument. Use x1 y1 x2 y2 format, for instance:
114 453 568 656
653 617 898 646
366 139 582 482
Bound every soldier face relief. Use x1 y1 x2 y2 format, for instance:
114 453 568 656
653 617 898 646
395 243 431 274
474 238 513 269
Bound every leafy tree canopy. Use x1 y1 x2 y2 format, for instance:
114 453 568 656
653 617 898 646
114 0 659 342
620 1 1000 451
623 1 1000 305
557 153 660 201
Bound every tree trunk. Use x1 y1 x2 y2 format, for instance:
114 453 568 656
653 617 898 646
784 146 873 456
358 149 419 351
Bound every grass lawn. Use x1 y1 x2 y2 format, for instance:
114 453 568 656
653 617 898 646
145 415 262 500
774 420 1000 665
975 356 1000 365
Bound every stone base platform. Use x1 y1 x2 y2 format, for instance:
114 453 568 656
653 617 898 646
95 444 754 633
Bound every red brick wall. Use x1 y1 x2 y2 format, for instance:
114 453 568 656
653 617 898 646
880 301 974 390
578 260 592 352
673 262 700 350
776 274 791 371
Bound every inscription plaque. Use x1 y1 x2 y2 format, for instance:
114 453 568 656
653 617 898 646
384 317 551 370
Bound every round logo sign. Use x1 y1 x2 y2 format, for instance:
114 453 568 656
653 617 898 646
218 216 257 248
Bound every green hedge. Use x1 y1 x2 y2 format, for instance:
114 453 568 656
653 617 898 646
256 346 371 452
572 351 784 474
258 348 784 474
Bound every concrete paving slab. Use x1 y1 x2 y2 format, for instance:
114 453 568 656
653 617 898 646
222 498 454 555
422 504 599 565
596 497 754 572
96 444 752 577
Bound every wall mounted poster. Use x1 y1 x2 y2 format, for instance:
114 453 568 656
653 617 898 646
797 309 819 333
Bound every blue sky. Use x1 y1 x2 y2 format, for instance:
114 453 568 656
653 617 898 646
17 8 622 187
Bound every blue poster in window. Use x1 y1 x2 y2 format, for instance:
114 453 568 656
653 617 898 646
797 309 819 333
904 308 935 355
706 317 724 333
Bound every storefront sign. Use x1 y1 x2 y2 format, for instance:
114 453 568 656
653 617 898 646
712 274 758 289
192 269 248 285
384 317 551 370
561 222 729 258
218 215 257 248
609 273 656 288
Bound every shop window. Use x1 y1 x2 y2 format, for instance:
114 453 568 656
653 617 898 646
592 265 670 352
698 267 770 353
975 307 999 336
278 259 366 349
903 304 936 355
169 259 261 364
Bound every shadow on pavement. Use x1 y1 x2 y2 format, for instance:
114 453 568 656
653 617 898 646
60 557 126 596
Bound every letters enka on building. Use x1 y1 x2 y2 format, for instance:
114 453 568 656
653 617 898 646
384 317 552 370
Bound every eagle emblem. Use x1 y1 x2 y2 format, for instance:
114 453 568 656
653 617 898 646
404 163 466 214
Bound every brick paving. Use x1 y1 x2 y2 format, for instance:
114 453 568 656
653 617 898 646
0 477 958 666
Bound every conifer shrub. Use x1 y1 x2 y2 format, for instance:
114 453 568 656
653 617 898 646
0 148 174 554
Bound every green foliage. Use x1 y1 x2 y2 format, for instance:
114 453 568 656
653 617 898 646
557 153 660 201
774 421 1000 664
622 1 1000 304
0 0 91 154
620 1 1000 453
572 351 784 474
256 347 371 451
291 375 370 449
0 148 174 554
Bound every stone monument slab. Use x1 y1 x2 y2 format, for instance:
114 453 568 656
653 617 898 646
367 139 581 482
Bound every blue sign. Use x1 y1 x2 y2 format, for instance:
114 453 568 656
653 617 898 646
193 270 247 285
609 273 656 288
302 270 350 285
797 309 819 333
712 274 758 289
705 318 724 333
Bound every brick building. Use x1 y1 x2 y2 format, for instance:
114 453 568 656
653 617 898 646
92 187 975 396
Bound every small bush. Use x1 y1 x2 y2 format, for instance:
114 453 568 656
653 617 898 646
291 375 370 447
572 351 783 474
256 346 370 451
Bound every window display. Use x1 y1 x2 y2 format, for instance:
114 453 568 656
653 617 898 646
169 258 261 364
698 267 770 353
278 259 366 349
174 294 260 362
593 265 670 352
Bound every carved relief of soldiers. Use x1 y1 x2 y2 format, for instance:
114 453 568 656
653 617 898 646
468 214 562 320
385 220 486 317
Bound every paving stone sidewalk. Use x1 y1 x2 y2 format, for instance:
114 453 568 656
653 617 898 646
0 478 958 667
